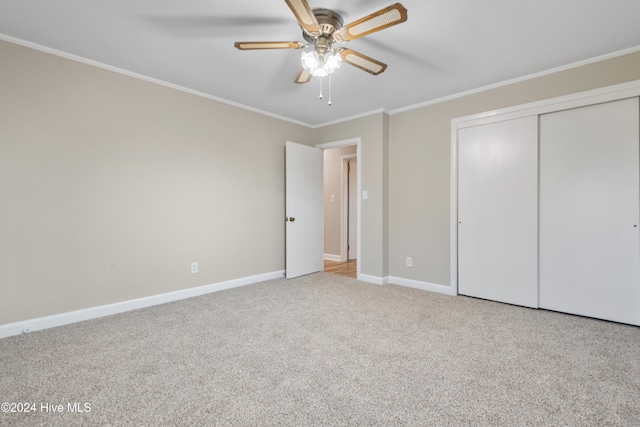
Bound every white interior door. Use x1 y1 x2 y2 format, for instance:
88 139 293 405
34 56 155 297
285 141 324 279
539 98 640 325
458 116 539 308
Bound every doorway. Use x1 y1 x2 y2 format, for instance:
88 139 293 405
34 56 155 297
324 259 357 278
317 138 362 280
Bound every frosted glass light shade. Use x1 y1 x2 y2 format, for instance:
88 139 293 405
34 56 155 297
312 67 329 78
324 52 342 72
301 49 342 78
301 51 320 71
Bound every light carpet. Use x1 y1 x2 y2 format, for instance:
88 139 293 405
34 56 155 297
1 273 639 426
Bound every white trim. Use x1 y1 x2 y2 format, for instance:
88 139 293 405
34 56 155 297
450 118 460 296
450 78 640 298
324 254 342 262
391 45 640 116
317 138 362 280
388 277 456 296
0 270 284 339
0 34 312 128
452 79 640 129
5 33 638 129
341 154 357 262
316 137 361 150
312 108 388 129
358 274 388 286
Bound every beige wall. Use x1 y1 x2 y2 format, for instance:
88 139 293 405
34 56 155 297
0 40 312 324
3 37 640 326
388 51 640 287
323 145 357 258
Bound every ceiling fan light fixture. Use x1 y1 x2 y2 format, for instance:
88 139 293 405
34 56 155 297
301 49 342 78
301 50 320 71
235 1 408 104
324 51 342 73
311 67 329 78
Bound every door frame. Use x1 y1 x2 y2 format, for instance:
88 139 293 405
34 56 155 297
342 154 357 262
450 79 640 296
317 138 362 279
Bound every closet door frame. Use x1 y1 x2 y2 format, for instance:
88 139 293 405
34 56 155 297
450 79 640 296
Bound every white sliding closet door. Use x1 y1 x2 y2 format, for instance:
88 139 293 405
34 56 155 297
539 98 640 325
458 116 538 308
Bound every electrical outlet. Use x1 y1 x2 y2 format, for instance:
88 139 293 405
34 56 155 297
191 262 199 273
406 257 413 267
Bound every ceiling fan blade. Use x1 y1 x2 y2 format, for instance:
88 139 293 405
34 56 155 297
234 41 305 50
284 0 321 36
339 48 388 75
294 69 312 84
337 3 408 42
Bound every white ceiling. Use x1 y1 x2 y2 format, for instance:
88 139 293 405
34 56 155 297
1 0 640 127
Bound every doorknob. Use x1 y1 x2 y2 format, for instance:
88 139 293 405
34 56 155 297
286 217 295 222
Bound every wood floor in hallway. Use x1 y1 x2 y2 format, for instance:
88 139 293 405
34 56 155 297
324 259 357 279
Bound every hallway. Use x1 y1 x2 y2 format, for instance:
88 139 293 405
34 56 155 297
323 259 357 279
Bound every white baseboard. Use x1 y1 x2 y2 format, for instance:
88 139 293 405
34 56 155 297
357 274 388 285
0 270 285 339
324 254 342 262
356 275 453 297
388 276 456 296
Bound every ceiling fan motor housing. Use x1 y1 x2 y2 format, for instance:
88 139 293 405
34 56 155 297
302 9 344 44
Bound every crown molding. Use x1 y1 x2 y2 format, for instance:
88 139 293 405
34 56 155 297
390 45 640 116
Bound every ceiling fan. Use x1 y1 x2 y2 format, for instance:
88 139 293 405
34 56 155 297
234 0 408 85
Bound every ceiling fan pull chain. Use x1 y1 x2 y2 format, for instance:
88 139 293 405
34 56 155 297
319 77 323 100
328 74 332 106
